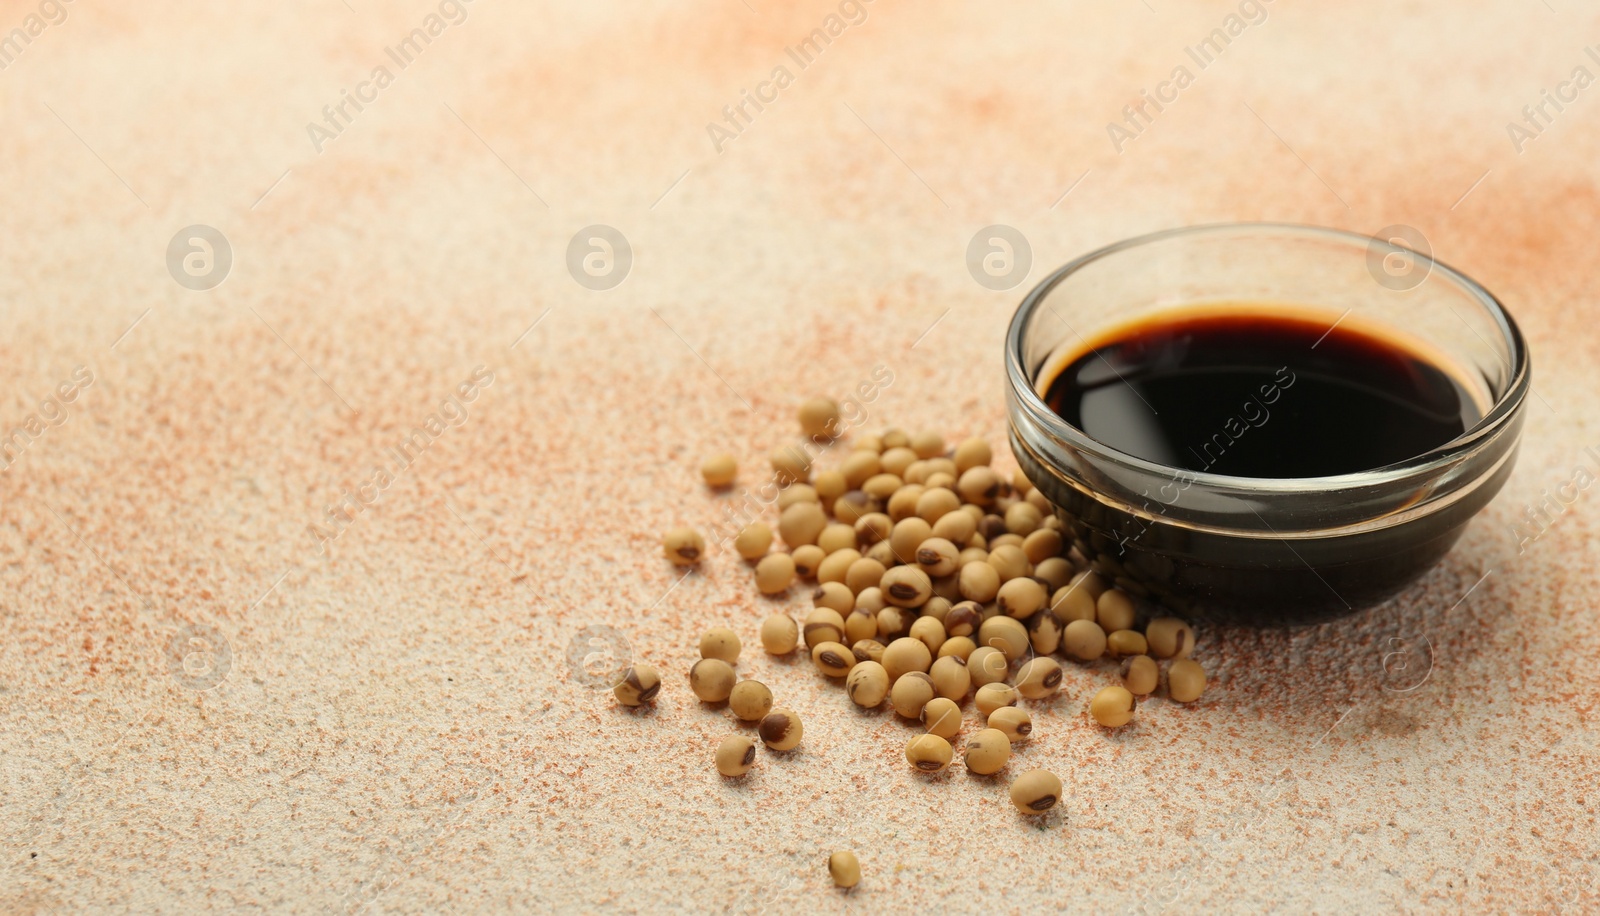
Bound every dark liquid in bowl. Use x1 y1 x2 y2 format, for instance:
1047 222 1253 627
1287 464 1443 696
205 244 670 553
1018 307 1503 625
1041 311 1477 477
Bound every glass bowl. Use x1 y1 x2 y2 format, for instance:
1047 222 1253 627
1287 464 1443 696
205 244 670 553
1005 223 1529 626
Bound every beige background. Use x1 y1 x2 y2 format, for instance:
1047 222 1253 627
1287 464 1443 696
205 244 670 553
1 0 1597 912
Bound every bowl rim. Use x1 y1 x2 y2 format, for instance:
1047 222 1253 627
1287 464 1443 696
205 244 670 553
1004 221 1531 495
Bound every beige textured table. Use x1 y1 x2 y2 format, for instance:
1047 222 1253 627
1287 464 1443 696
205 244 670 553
2 1 1597 912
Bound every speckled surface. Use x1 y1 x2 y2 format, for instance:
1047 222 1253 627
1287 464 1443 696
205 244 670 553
1 1 1598 912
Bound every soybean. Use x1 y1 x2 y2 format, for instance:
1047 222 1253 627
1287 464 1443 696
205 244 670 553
1097 588 1137 632
817 522 856 554
930 573 961 603
715 735 757 777
845 557 887 594
770 445 811 486
791 544 825 579
989 533 1025 551
882 637 933 681
812 581 855 614
1004 502 1043 536
915 487 962 524
902 619 941 657
865 540 896 567
701 454 737 488
881 482 920 520
1022 528 1063 564
1106 629 1148 659
734 523 773 561
842 451 881 489
1121 655 1159 696
831 490 876 524
914 537 960 577
811 641 855 678
1027 610 1062 656
1062 619 1107 661
699 627 741 663
1089 685 1137 727
890 671 937 718
829 850 861 889
880 446 917 477
803 608 846 648
967 646 1009 687
957 467 1002 507
814 470 847 506
1010 769 1062 814
888 517 933 564
853 512 893 547
976 616 1029 663
959 562 1001 603
799 397 841 440
777 483 820 510
1033 557 1074 592
662 527 705 566
613 664 661 706
937 636 977 661
846 660 890 707
758 708 803 750
854 586 887 615
953 437 992 473
690 659 736 703
844 608 878 645
755 553 796 594
876 607 913 641
863 473 904 502
905 734 954 773
977 513 1008 542
778 502 828 548
988 545 1031 582
1146 617 1196 659
1014 657 1063 699
760 615 798 654
975 682 1020 717
1026 488 1052 512
919 596 953 625
1167 659 1207 702
907 430 943 459
880 566 933 608
921 696 962 739
903 461 931 486
996 577 1047 619
850 638 886 664
931 509 977 546
964 728 1011 775
939 601 977 638
1050 584 1096 623
988 706 1033 743
729 680 773 721
929 655 972 701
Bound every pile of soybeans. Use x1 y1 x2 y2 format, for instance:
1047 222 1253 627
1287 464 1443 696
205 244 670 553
627 398 1209 889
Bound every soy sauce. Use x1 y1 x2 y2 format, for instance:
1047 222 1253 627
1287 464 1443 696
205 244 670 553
1041 309 1478 477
